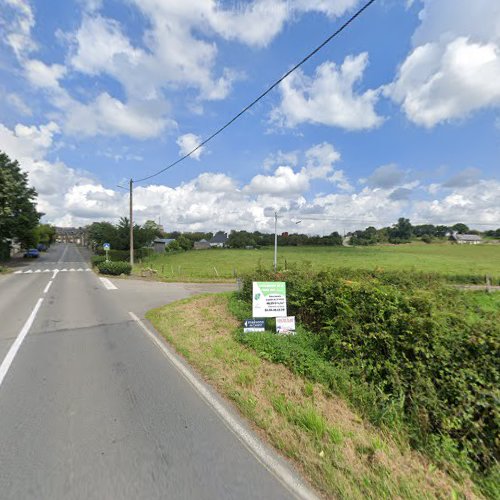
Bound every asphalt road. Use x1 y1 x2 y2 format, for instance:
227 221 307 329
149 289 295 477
0 244 310 500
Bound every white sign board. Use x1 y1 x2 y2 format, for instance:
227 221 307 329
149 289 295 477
103 243 111 250
243 319 266 333
276 316 296 335
252 282 287 318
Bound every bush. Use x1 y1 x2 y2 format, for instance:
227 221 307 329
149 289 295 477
91 255 107 266
97 260 132 276
238 268 499 476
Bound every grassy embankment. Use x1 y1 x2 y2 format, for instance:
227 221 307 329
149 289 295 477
135 243 500 282
147 287 496 499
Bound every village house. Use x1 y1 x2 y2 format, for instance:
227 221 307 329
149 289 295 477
450 232 482 245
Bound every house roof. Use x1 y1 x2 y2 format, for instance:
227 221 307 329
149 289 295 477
154 238 176 245
209 232 228 244
453 233 482 241
198 239 209 243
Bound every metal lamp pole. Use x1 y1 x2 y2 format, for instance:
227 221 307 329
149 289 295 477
129 178 134 267
274 211 278 272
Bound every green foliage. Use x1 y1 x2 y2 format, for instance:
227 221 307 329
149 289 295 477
87 218 162 251
91 255 107 266
237 269 499 477
97 260 132 275
0 151 41 249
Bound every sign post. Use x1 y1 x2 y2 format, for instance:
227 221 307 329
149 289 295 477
276 316 296 335
243 319 266 333
103 242 111 262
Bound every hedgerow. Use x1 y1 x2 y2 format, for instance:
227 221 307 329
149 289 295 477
237 268 499 481
97 260 132 276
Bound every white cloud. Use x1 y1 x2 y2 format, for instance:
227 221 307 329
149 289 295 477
271 53 384 130
1 0 36 59
24 59 66 89
387 0 500 127
60 92 170 140
245 166 310 196
6 92 32 115
176 133 204 160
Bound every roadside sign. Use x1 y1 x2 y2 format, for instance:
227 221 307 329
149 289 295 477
276 316 296 335
252 282 287 318
103 243 111 250
243 318 265 333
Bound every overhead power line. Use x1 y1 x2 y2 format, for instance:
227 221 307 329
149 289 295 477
134 0 377 184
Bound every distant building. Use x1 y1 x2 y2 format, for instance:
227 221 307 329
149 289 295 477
55 227 86 245
451 232 482 245
153 238 176 253
194 239 211 250
209 232 228 248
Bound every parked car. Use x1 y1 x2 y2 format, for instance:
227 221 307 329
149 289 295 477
24 248 40 258
37 243 47 252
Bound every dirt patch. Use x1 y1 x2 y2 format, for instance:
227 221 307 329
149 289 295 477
147 294 482 499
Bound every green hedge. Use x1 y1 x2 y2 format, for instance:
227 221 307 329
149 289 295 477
238 268 499 477
91 255 107 266
97 260 132 276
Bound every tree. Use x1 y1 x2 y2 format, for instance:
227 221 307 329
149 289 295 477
389 218 413 243
0 151 41 249
451 223 469 234
87 222 119 249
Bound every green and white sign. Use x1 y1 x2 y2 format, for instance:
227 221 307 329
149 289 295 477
252 282 287 318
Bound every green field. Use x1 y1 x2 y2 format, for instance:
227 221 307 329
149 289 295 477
134 243 500 281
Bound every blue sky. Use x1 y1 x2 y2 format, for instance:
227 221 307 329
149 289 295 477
0 0 499 233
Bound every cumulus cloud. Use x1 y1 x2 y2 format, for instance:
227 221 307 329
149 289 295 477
24 59 66 89
387 0 500 127
366 164 406 189
442 167 481 188
271 53 384 130
176 133 204 160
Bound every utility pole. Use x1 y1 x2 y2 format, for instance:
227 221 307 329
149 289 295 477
274 211 278 272
129 178 134 267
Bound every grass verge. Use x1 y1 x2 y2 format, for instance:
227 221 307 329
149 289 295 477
146 293 482 499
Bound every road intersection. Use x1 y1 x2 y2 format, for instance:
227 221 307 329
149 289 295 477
0 244 312 500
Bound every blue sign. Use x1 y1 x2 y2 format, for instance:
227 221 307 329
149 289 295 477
103 243 111 251
243 318 265 333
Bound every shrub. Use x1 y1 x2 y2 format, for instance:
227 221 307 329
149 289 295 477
91 255 107 266
97 260 132 276
238 268 499 475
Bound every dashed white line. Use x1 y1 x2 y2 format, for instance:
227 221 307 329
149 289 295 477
52 269 59 279
129 312 318 500
43 280 53 294
99 277 117 290
0 298 44 390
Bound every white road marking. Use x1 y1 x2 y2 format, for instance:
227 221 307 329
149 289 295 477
69 268 75 272
0 298 44 390
43 280 53 294
61 269 67 272
52 269 59 279
57 244 69 263
35 269 41 273
77 268 83 272
99 277 117 290
25 270 33 274
43 269 50 273
129 312 318 500
85 268 91 272
14 271 22 274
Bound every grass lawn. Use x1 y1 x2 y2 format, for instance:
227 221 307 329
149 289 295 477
135 243 500 281
147 293 482 499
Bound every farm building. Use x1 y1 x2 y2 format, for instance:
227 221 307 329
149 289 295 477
194 239 211 250
153 238 176 253
450 232 482 244
209 232 228 248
